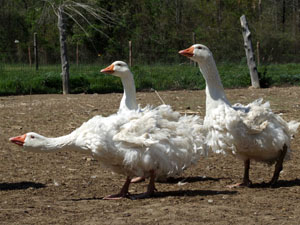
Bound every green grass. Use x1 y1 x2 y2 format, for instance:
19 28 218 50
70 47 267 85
0 63 300 95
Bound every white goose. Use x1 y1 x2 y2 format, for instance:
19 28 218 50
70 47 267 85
101 61 154 183
10 79 206 199
101 61 138 113
101 60 207 183
179 44 299 187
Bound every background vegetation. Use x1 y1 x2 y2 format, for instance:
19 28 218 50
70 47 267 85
1 0 300 94
0 63 299 95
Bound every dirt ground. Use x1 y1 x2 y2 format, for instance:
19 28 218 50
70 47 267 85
0 87 300 225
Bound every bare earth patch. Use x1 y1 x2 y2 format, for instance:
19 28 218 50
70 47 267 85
0 87 300 224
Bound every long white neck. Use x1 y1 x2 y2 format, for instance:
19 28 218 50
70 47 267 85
26 133 84 153
197 56 231 114
119 73 138 112
46 134 76 151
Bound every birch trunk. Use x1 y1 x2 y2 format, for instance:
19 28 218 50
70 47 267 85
58 6 70 94
240 15 260 88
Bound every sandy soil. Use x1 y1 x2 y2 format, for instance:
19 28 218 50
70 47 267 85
0 87 300 225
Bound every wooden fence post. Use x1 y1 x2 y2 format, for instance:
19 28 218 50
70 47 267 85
34 33 38 71
129 40 132 67
240 15 260 88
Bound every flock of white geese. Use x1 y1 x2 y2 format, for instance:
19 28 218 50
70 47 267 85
10 44 299 199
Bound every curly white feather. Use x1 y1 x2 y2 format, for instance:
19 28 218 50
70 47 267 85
188 44 300 164
19 105 207 179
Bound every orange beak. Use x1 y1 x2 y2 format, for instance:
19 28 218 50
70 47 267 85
100 64 115 74
178 46 194 58
10 134 26 147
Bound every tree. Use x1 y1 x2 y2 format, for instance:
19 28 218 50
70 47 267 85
41 0 117 94
3 0 300 67
240 15 260 88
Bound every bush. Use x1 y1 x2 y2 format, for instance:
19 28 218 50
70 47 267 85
0 63 300 95
70 75 90 94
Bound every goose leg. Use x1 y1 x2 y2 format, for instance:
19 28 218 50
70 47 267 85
103 176 131 200
242 159 252 186
268 144 287 187
130 170 157 199
227 159 252 188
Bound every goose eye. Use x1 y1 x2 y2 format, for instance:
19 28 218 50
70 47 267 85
197 46 202 49
30 135 35 139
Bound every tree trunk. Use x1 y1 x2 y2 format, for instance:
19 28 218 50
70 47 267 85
292 0 297 38
273 0 278 31
192 32 196 67
175 0 182 25
34 32 38 71
258 0 262 20
282 0 286 32
298 0 300 33
129 40 132 67
28 45 32 67
240 15 260 88
58 6 70 94
216 0 222 31
76 42 79 67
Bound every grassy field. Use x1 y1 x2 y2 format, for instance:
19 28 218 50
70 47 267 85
0 63 300 95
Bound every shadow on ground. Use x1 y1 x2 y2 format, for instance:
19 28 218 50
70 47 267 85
251 178 300 189
157 176 222 184
0 181 46 191
66 189 237 201
150 189 237 199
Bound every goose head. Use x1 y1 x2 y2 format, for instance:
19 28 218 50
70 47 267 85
101 60 137 111
10 132 49 153
179 44 212 63
101 61 132 78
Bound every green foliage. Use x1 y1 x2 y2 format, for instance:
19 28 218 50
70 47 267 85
2 0 300 96
258 64 300 87
2 0 300 65
0 63 300 95
70 75 90 94
219 63 251 88
132 64 205 91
